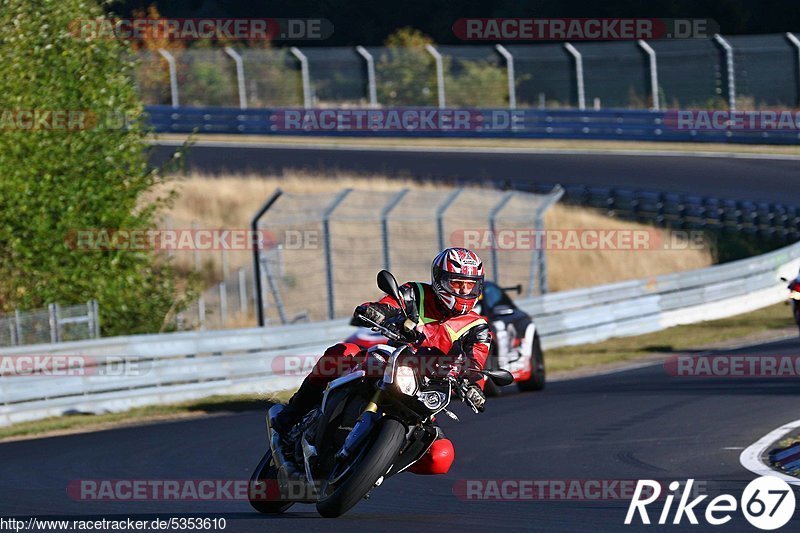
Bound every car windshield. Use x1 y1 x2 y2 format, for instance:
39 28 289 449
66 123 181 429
482 282 514 310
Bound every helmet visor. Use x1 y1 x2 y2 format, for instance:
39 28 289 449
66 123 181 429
440 272 483 300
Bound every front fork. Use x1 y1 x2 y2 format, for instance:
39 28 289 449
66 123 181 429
335 390 383 461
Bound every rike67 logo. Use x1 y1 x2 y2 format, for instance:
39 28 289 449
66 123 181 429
625 477 795 530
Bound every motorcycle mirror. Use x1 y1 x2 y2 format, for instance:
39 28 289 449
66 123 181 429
483 369 514 387
377 270 405 309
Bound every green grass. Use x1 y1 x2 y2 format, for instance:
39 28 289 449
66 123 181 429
1 303 794 441
547 302 794 373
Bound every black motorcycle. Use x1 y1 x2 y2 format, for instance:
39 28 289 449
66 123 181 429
248 270 513 518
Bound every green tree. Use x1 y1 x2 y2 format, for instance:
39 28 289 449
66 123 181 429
0 0 190 335
377 28 437 106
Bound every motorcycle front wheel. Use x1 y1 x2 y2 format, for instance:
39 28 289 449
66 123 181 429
316 418 406 518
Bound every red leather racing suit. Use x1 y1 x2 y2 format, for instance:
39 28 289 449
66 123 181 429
307 281 492 475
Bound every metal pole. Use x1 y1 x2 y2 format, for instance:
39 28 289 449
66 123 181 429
495 44 517 109
530 186 565 295
436 188 464 251
9 315 17 346
290 47 312 108
14 309 22 345
224 47 247 109
355 46 378 107
488 191 515 283
251 189 283 327
380 189 410 271
713 34 736 112
219 282 228 327
92 299 101 338
238 267 247 314
48 303 59 344
425 44 446 108
322 189 353 320
261 251 286 325
86 300 95 339
786 33 800 106
563 43 586 110
158 49 180 108
637 40 660 111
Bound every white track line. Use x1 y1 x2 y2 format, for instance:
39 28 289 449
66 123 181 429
740 418 800 485
151 138 800 161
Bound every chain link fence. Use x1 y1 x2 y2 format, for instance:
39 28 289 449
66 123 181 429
0 301 100 347
135 34 800 110
247 186 563 326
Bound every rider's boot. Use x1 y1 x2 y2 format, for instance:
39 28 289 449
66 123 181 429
271 376 325 436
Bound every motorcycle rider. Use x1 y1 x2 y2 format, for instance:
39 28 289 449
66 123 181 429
273 247 492 475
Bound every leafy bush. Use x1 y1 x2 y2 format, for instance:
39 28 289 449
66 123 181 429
0 0 191 336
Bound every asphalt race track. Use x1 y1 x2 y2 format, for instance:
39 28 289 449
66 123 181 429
2 335 799 532
150 142 800 204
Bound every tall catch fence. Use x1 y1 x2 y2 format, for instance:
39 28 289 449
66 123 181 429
250 186 563 325
136 34 800 110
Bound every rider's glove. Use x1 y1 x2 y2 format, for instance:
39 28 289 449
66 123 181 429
355 304 390 326
385 314 423 343
466 384 486 412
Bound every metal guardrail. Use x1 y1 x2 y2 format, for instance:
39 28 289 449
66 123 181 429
1 241 799 426
145 106 800 144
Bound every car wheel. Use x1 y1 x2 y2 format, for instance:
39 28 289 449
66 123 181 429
517 332 545 392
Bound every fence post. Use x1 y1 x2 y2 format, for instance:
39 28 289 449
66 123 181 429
563 43 586 110
48 303 60 344
219 282 228 327
436 188 464 251
425 44 446 108
713 34 736 112
488 191 515 283
14 309 22 345
355 46 378 106
531 186 565 295
381 189 410 271
290 47 312 108
495 44 516 109
322 189 353 320
158 49 180 108
787 33 800 106
86 300 96 339
9 315 17 346
238 267 247 315
251 189 283 327
224 47 248 109
637 40 660 111
92 299 101 338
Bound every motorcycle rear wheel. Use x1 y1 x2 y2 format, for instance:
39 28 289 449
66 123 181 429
249 451 295 514
316 418 406 518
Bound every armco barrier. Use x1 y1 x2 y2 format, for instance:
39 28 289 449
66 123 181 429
1 241 799 426
145 106 800 145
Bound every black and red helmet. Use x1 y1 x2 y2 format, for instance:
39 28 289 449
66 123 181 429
431 248 485 315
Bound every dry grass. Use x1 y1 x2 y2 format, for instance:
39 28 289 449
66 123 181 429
150 171 712 325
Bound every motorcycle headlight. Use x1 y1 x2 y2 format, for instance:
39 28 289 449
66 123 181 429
394 365 418 396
